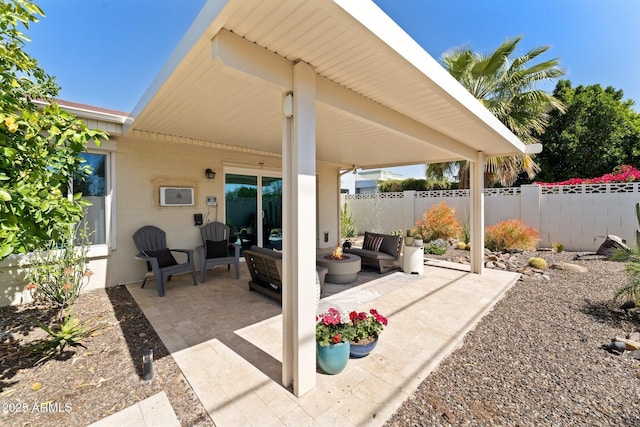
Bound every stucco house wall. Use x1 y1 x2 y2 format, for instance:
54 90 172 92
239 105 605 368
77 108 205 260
0 131 342 306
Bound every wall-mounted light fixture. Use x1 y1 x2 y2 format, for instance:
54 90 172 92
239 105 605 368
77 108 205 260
205 168 216 179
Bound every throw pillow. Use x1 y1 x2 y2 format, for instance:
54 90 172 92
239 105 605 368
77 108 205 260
363 234 383 252
206 239 228 259
144 248 178 268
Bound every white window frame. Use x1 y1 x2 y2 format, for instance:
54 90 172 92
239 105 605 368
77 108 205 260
76 140 117 258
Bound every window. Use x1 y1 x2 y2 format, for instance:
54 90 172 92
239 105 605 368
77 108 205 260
72 152 110 247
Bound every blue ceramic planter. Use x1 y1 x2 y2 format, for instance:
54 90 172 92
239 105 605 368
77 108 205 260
316 341 350 374
349 336 379 358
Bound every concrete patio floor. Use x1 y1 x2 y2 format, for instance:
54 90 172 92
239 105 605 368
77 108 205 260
125 257 519 426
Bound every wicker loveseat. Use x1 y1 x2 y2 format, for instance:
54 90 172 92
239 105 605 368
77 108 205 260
243 246 328 302
345 232 402 273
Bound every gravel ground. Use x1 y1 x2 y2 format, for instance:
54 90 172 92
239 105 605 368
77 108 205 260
386 250 640 426
0 286 212 427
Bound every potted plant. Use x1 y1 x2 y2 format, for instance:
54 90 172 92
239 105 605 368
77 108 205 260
413 232 424 247
316 307 353 374
404 229 414 246
348 308 388 358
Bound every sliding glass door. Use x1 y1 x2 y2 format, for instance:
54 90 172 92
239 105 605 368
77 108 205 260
225 168 282 250
261 175 282 249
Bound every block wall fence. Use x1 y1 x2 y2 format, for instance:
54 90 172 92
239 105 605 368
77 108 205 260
342 183 640 252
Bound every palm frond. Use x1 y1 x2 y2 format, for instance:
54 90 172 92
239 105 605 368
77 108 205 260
440 35 565 186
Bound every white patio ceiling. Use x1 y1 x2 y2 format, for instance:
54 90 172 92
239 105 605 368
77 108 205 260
127 0 526 170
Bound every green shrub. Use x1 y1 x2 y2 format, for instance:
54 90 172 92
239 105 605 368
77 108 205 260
552 242 564 253
378 177 452 192
414 202 462 241
378 180 404 192
424 239 447 255
485 219 539 251
527 257 548 270
340 204 357 238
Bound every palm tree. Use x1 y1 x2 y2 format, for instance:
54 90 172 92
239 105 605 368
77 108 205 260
430 36 565 187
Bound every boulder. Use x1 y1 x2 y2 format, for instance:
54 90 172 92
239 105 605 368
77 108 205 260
596 235 630 258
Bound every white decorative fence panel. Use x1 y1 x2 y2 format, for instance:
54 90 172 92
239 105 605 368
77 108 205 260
343 183 640 251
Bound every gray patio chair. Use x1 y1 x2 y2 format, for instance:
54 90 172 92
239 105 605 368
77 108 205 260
196 221 241 282
132 225 197 297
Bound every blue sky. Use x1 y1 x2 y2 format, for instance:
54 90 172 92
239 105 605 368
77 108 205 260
24 0 640 178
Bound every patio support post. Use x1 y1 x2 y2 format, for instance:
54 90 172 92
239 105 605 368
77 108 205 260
470 151 485 274
282 61 317 397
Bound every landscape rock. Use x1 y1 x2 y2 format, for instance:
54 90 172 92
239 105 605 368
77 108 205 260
603 341 627 354
615 336 640 351
436 246 602 283
550 262 589 273
596 234 630 258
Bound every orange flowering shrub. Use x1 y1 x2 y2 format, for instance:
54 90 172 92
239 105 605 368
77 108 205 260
485 219 539 251
414 201 462 241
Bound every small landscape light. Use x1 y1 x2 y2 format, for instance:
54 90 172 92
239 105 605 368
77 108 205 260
143 348 153 380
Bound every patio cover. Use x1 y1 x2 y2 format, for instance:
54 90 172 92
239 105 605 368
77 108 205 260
125 0 528 396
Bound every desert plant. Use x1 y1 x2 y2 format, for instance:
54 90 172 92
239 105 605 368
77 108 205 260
414 202 462 242
552 242 565 253
455 241 468 250
485 219 539 251
23 225 93 313
461 214 470 244
340 204 357 238
527 257 548 270
424 239 447 255
32 309 100 361
610 247 640 306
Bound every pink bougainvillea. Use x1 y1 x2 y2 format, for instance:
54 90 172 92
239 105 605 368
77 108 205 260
534 165 640 186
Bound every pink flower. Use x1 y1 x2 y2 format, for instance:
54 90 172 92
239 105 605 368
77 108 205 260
534 165 640 186
321 307 343 325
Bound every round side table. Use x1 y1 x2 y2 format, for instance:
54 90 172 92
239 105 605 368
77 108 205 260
402 245 424 275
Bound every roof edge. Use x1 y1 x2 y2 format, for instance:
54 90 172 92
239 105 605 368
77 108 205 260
333 0 527 155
